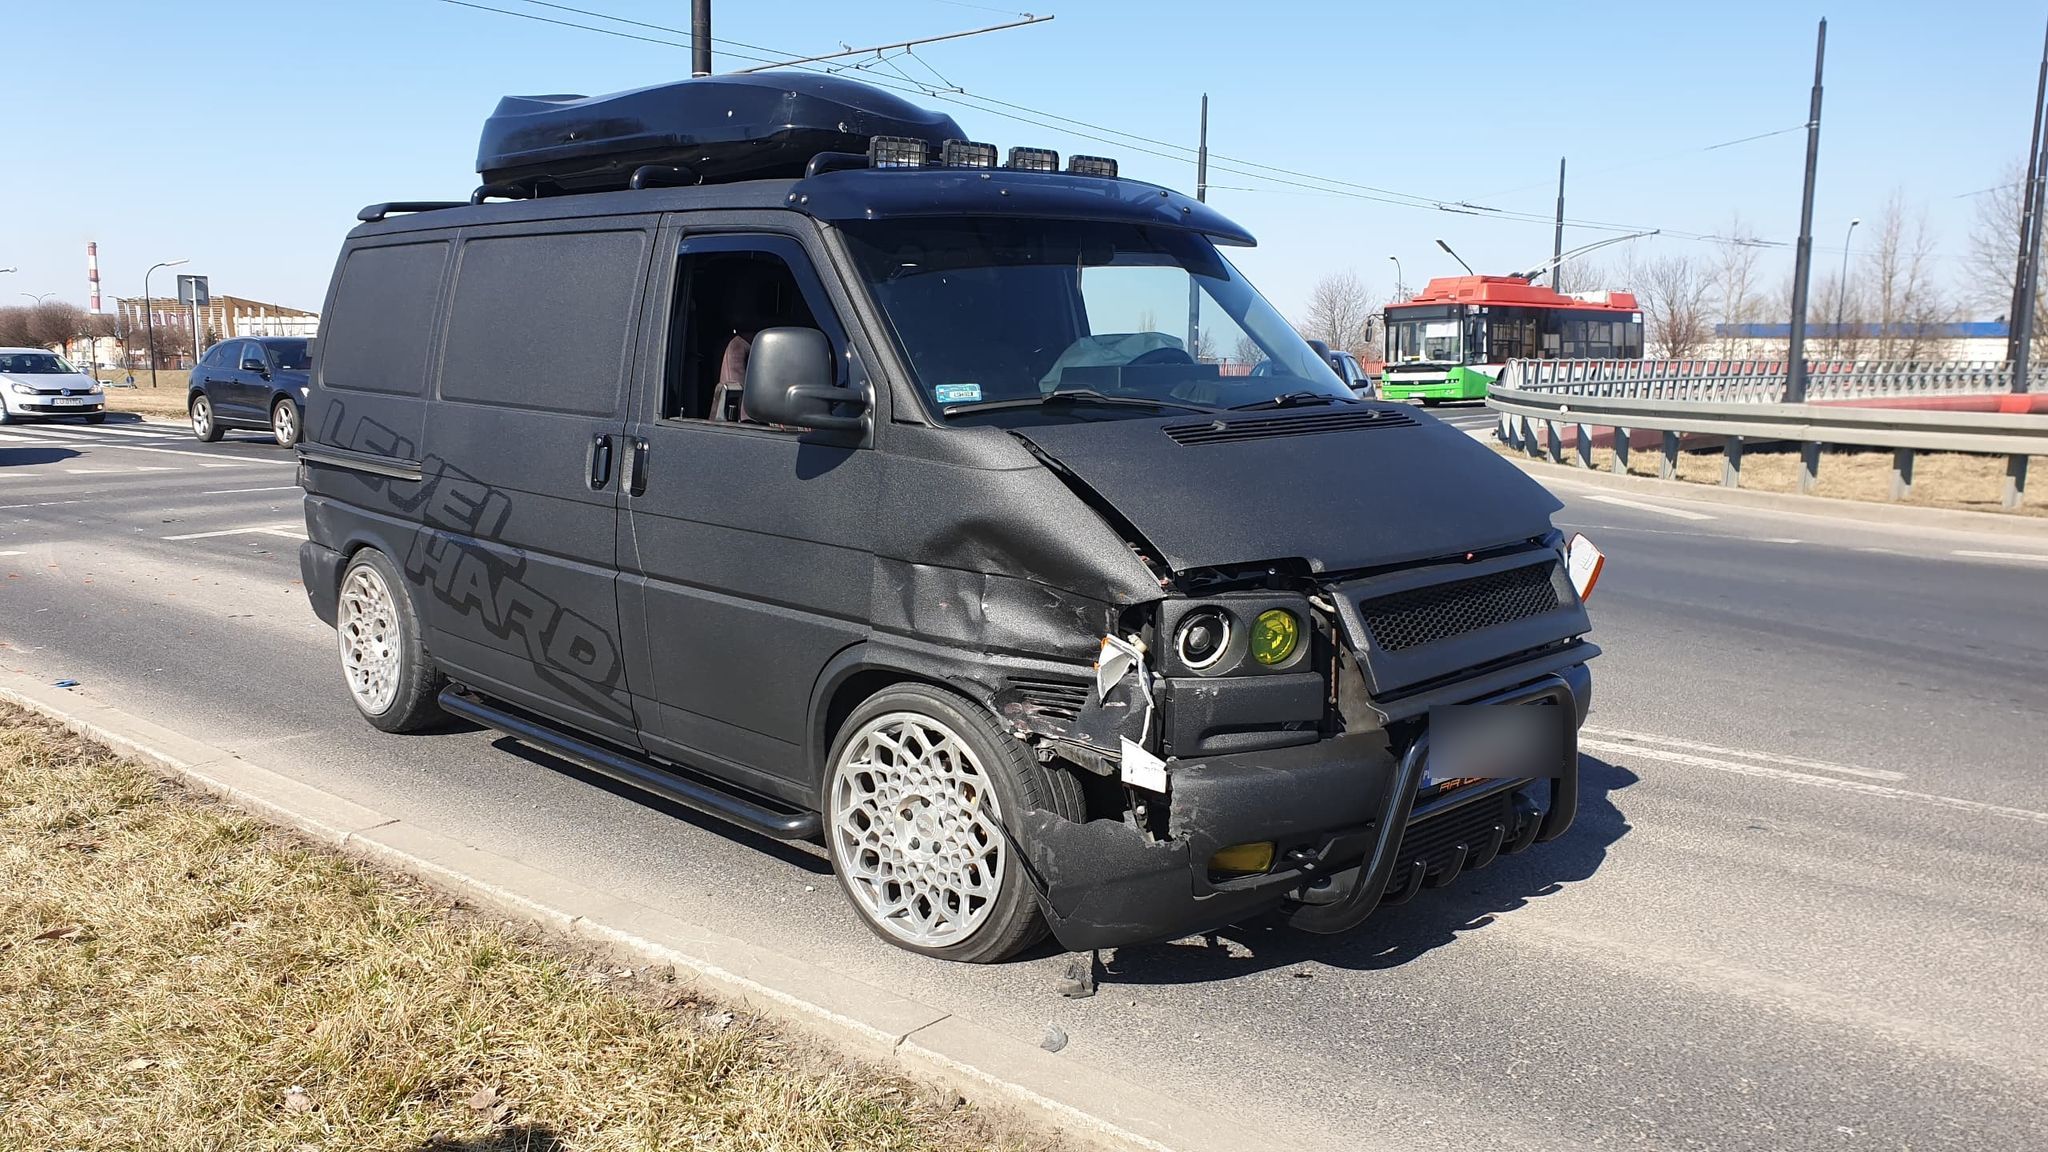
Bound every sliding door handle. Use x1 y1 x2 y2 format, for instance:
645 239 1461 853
586 433 615 491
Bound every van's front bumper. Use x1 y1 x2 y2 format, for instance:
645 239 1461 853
1023 665 1589 951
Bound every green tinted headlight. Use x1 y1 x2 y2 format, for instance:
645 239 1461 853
1250 609 1300 666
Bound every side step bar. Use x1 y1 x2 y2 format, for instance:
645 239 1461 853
437 687 822 841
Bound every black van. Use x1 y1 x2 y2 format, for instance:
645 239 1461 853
298 74 1599 963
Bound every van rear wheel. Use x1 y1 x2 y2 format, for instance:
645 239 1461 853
335 548 444 733
824 684 1082 963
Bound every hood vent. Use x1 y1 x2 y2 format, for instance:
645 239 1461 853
1163 407 1417 446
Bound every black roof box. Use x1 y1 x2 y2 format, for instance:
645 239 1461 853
477 72 965 195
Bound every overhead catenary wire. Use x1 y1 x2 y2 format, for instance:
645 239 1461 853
429 0 1846 252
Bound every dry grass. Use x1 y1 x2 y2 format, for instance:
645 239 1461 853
0 705 1054 1152
96 374 193 420
1497 437 2048 518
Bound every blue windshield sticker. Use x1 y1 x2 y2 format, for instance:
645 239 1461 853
935 382 982 404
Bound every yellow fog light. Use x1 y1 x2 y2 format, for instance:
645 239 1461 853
1249 609 1300 665
1208 841 1276 875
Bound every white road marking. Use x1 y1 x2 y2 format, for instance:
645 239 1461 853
63 468 121 474
81 442 287 466
1580 737 2048 827
1581 493 1716 521
162 523 306 541
1581 726 1907 781
202 485 301 495
1953 549 2048 564
0 500 82 509
0 550 21 557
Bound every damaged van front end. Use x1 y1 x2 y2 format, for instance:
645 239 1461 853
982 413 1598 951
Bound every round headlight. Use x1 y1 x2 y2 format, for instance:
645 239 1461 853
1175 609 1232 671
1250 609 1300 666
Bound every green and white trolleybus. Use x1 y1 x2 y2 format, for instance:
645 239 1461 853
1380 275 1643 404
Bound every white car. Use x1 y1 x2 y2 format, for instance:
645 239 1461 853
0 348 106 425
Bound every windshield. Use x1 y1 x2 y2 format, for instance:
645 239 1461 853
1386 309 1462 364
264 339 313 370
0 352 75 375
839 218 1350 422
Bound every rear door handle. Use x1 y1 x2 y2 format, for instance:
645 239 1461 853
586 433 615 491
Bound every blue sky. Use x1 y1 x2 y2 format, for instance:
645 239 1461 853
3 0 2041 319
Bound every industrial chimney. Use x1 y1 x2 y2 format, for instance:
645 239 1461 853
87 241 101 314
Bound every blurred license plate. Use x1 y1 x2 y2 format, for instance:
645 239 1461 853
54 397 87 406
1424 704 1563 791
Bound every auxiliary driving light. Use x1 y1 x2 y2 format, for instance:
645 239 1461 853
1066 154 1118 178
1005 146 1060 172
867 135 928 169
1175 609 1231 671
940 138 997 168
1208 841 1276 876
1250 609 1300 666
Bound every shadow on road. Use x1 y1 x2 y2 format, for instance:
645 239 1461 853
1100 754 1638 983
0 446 80 467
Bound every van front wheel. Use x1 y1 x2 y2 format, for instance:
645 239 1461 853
335 548 444 733
825 684 1082 963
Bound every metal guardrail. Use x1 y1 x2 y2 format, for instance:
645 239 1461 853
1494 358 2030 402
1487 359 2047 509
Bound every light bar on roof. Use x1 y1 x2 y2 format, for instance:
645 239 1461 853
867 136 928 169
941 139 997 168
1006 146 1060 172
1067 154 1118 178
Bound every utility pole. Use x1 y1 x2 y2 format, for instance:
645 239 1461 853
2008 17 2048 366
691 0 711 76
1551 157 1566 291
1188 94 1209 360
1785 18 1827 403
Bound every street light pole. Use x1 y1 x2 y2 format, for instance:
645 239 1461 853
143 259 188 390
1434 238 1475 276
21 292 54 305
1785 18 1828 403
1833 218 1859 359
1388 255 1404 299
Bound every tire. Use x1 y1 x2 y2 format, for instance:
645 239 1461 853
0 408 14 425
823 683 1085 963
334 548 445 733
1421 398 1441 408
84 412 106 425
190 393 222 442
271 398 300 448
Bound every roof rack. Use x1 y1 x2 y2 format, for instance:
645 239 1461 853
357 201 466 223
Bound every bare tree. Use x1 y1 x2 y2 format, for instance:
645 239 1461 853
131 320 191 370
1710 216 1767 357
0 306 30 348
25 301 87 351
1965 161 2048 342
1631 252 1713 359
1231 332 1260 365
1297 270 1379 356
1863 191 1950 360
1809 271 1867 362
1553 258 1609 297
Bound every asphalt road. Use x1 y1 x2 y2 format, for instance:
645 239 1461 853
4 414 2047 1151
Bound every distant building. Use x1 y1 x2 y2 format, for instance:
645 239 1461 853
112 294 320 365
1711 321 2008 362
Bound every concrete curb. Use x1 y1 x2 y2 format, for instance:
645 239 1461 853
1492 446 2048 540
0 668 1270 1152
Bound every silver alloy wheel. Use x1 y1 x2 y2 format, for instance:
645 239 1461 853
190 395 212 438
829 711 1007 948
336 562 401 715
272 400 296 446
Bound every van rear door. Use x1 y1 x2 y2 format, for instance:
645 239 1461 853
411 217 658 747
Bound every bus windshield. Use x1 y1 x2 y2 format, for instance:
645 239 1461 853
1386 309 1462 364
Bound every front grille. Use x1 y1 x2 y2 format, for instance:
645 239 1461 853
1163 407 1415 445
1005 677 1089 722
1358 562 1562 653
1396 792 1513 878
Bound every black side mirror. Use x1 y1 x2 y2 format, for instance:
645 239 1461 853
241 358 269 376
741 327 866 431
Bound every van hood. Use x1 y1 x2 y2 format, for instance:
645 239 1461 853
1013 405 1562 576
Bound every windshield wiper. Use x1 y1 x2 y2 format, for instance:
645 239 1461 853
944 388 1218 417
1228 390 1351 411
